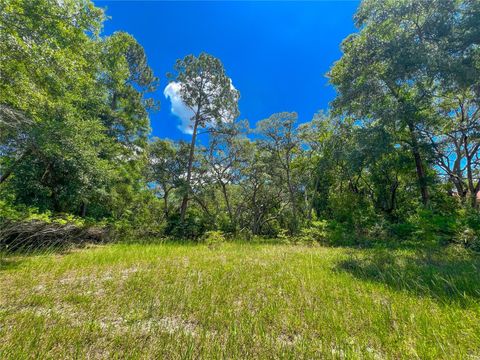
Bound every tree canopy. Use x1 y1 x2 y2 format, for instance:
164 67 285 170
0 0 478 249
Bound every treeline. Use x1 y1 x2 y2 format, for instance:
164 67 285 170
1 0 159 245
0 0 479 249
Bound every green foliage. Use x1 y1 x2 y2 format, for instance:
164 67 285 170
167 53 240 221
200 230 226 249
452 210 480 252
276 228 291 245
0 0 159 239
296 220 328 246
0 0 478 251
236 228 254 242
388 222 417 241
165 209 211 240
107 190 165 242
329 0 480 208
168 53 240 129
0 200 85 227
408 210 456 244
455 228 480 252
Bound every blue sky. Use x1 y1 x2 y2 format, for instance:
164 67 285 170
97 1 360 141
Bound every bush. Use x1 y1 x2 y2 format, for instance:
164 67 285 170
407 209 456 244
364 218 389 241
237 228 253 242
165 208 211 240
276 228 291 244
452 209 480 252
454 227 480 252
389 222 416 240
296 220 328 246
461 208 480 232
200 230 226 249
324 220 360 246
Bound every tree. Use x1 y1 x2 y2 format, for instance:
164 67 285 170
236 139 283 235
167 53 240 222
99 31 158 151
329 0 430 205
421 90 480 208
201 120 248 228
297 111 336 221
0 0 159 219
330 0 480 208
256 112 301 233
148 138 189 218
0 0 104 186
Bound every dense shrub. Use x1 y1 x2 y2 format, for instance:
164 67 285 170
237 228 254 242
452 209 480 252
409 209 456 243
200 230 226 249
296 220 328 245
454 228 480 252
165 209 211 240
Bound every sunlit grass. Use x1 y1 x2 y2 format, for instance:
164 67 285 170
1 242 479 359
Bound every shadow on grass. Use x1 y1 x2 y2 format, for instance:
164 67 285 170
0 242 104 272
0 247 62 272
0 256 25 271
336 246 480 306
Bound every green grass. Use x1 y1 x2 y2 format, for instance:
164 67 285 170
1 242 479 359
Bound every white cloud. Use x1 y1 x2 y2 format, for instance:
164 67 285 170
164 82 195 134
164 80 239 135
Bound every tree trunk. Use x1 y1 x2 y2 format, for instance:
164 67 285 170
385 81 429 206
0 167 14 184
180 116 200 222
80 202 87 217
163 187 170 218
407 122 429 206
220 181 233 223
386 180 399 215
308 170 320 222
468 179 479 209
470 192 478 209
465 137 479 209
251 184 261 234
286 177 297 228
285 160 299 234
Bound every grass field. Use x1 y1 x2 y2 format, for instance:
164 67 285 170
1 242 479 359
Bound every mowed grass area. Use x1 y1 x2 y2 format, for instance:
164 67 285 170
1 242 479 359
